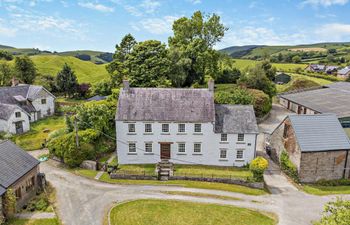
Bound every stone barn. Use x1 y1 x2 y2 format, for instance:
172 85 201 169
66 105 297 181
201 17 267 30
270 114 350 183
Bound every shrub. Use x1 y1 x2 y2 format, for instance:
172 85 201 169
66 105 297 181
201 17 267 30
280 151 299 182
315 179 350 186
315 198 350 225
214 88 254 105
3 189 16 218
249 157 269 182
47 128 67 141
248 89 272 117
215 68 241 84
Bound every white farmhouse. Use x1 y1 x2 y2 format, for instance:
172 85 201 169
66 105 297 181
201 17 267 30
0 84 56 134
115 80 259 167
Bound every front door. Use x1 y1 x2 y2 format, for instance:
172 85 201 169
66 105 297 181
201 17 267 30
15 121 23 134
160 143 171 160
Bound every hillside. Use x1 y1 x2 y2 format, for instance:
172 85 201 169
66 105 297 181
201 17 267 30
220 42 350 64
30 55 109 84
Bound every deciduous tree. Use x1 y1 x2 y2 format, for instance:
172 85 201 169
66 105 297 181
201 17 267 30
14 56 37 84
0 62 13 86
56 63 78 98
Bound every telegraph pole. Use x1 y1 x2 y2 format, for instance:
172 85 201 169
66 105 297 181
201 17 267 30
74 116 80 148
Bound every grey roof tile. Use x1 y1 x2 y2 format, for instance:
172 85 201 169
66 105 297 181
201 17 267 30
0 140 40 188
116 88 215 122
0 85 37 115
215 104 259 134
288 114 350 152
0 103 17 120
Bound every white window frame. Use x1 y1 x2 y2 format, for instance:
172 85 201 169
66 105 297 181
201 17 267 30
178 143 186 153
221 133 227 142
193 143 201 153
236 149 244 159
145 124 152 133
41 98 46 104
128 143 136 153
145 142 153 153
238 133 245 142
194 124 202 133
15 112 21 118
128 123 135 133
220 149 227 159
178 124 186 133
162 124 169 133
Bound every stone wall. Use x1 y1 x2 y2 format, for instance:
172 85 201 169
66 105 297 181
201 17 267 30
300 150 349 183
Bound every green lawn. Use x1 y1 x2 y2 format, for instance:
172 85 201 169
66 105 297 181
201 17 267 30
72 168 99 179
99 173 267 195
108 200 277 225
303 185 350 196
5 218 60 225
13 116 65 150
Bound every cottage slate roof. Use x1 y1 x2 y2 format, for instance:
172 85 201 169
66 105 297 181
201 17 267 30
0 85 37 114
0 185 5 196
0 140 40 188
338 67 350 75
280 82 350 118
0 103 18 120
288 114 350 152
215 105 259 134
116 88 215 122
310 64 326 70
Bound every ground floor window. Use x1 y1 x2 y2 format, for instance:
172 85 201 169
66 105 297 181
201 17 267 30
178 143 186 153
15 188 22 199
236 149 244 159
145 142 153 153
220 149 227 159
194 143 201 153
128 143 136 153
25 176 35 192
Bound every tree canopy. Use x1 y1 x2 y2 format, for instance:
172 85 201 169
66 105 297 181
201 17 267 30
14 56 37 84
56 63 79 98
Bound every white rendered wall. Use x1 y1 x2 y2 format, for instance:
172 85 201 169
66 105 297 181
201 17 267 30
116 121 257 167
0 110 30 134
31 89 55 120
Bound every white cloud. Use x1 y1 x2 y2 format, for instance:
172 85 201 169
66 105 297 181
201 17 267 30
316 23 350 40
78 1 114 13
110 0 160 17
140 16 178 34
187 0 201 4
140 0 160 13
124 5 142 16
301 0 348 7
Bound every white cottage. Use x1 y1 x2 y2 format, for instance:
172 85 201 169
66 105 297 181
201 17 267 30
0 84 55 134
115 80 259 167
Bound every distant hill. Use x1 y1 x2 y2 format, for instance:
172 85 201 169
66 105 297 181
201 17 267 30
220 42 350 63
0 44 113 64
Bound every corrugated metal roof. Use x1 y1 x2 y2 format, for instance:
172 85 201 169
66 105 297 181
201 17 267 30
288 114 350 152
116 87 215 122
280 82 350 118
0 140 40 188
215 104 259 134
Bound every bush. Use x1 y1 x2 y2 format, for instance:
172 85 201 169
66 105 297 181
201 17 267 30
280 151 299 182
214 88 254 105
315 179 350 186
215 68 241 84
3 189 16 218
248 89 272 117
249 157 269 182
47 128 67 141
315 198 350 225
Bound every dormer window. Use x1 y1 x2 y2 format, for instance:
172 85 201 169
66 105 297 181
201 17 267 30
41 99 46 104
15 112 21 118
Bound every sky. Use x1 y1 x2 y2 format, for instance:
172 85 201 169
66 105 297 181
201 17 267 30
0 0 350 52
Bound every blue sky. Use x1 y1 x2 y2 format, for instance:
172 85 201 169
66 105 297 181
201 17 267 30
0 0 349 52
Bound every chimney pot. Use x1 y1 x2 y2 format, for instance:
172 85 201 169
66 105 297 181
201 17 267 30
208 79 214 92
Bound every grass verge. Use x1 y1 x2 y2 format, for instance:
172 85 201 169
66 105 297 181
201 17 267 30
302 185 350 195
108 199 277 225
5 218 60 225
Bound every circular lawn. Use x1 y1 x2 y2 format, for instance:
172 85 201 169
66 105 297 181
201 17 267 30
109 199 276 225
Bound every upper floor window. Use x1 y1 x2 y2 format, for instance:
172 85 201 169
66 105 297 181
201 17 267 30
15 112 21 118
238 133 245 142
128 124 135 133
145 142 153 153
145 124 152 133
236 149 244 159
162 124 169 133
220 149 227 159
221 133 227 142
41 99 46 104
194 143 201 153
128 143 136 153
178 124 185 133
178 143 186 153
194 124 202 133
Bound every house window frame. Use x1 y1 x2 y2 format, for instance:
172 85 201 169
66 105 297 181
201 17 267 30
193 143 202 153
194 124 202 133
236 149 244 159
128 142 136 153
221 133 228 142
178 123 186 133
128 123 136 133
15 112 21 118
178 143 186 153
162 124 169 133
41 98 46 104
145 142 153 153
145 123 152 133
237 133 245 142
220 149 227 159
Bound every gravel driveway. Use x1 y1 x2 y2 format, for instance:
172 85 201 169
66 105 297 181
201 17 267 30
39 161 350 225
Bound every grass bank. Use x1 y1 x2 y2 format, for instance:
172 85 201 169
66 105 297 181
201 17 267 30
303 185 350 195
6 218 60 225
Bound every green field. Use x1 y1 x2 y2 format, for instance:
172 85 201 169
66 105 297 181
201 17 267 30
231 59 306 72
108 200 277 225
31 55 109 84
303 185 350 195
6 218 60 225
13 116 65 150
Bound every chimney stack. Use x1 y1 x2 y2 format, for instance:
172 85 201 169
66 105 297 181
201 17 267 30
11 77 19 87
123 80 130 91
208 79 214 92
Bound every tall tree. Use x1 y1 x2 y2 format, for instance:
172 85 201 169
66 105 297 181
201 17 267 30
56 64 79 98
107 34 137 85
14 56 36 84
261 60 277 81
0 62 13 86
125 40 171 87
168 11 227 86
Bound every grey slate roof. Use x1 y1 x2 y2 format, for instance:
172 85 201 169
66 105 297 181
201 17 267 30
280 82 350 118
0 185 5 196
0 85 37 115
0 140 40 188
338 67 350 75
215 105 259 134
288 114 350 152
116 88 215 122
0 103 18 120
